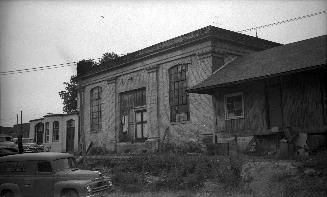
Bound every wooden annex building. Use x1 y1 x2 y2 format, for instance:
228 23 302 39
189 35 327 155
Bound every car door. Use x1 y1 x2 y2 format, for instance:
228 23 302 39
32 161 55 197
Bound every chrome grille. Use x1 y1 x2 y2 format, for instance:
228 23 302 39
91 180 110 193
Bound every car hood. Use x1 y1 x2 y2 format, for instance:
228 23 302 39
56 169 101 180
0 142 18 148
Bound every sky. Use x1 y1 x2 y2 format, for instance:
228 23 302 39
0 0 326 127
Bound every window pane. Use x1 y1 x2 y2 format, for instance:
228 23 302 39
143 123 148 138
90 86 103 132
143 111 147 122
38 162 52 172
226 94 243 118
136 112 142 122
169 65 189 122
136 124 142 138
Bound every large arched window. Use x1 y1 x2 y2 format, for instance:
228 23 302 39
169 64 189 122
90 86 103 132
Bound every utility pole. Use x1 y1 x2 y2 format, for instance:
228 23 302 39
16 114 18 137
18 110 23 154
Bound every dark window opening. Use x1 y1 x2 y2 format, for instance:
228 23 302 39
120 88 146 142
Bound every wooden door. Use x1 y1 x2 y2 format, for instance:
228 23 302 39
36 123 44 145
66 120 75 153
266 85 283 128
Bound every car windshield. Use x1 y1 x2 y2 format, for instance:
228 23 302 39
52 157 77 171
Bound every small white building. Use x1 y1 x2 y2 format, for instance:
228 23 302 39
29 113 79 153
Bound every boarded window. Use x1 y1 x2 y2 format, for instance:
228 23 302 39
90 86 103 132
266 85 282 128
225 93 244 119
169 64 189 122
52 121 59 142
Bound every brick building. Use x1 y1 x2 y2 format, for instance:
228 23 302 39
76 26 280 153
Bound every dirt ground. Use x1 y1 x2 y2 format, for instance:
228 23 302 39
105 191 252 197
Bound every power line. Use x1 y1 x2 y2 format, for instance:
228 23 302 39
0 58 101 76
237 10 326 33
1 10 325 76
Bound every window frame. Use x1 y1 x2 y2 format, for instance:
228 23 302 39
45 122 49 143
90 86 103 133
134 109 148 141
168 64 189 123
37 161 53 174
224 92 245 120
52 121 60 142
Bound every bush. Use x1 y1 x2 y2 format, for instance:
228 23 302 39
84 153 242 192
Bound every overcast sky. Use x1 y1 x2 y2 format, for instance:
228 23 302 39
0 0 326 127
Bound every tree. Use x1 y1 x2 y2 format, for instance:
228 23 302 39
59 75 78 113
59 53 119 113
99 52 119 65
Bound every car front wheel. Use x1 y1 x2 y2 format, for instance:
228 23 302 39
0 190 14 197
60 190 79 197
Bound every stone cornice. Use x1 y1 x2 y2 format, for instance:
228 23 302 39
213 48 249 56
146 64 159 73
107 76 117 85
76 85 85 93
171 57 192 65
196 48 225 59
77 25 280 80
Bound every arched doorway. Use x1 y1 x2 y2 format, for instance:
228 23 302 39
66 119 75 153
35 123 44 145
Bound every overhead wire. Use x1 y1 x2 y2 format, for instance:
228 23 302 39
1 10 325 76
237 10 326 33
0 58 101 76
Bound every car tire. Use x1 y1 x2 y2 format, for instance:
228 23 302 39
60 190 79 197
0 190 14 197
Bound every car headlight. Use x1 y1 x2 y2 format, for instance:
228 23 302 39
108 180 112 187
86 185 92 193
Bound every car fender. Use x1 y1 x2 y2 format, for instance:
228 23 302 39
53 180 89 197
0 183 22 197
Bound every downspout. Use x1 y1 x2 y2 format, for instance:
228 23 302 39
156 66 160 151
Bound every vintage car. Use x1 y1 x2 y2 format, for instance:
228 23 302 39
0 134 17 150
13 138 48 153
0 152 112 197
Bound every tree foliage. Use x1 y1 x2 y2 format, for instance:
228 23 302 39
59 75 78 113
99 52 119 65
59 52 119 113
